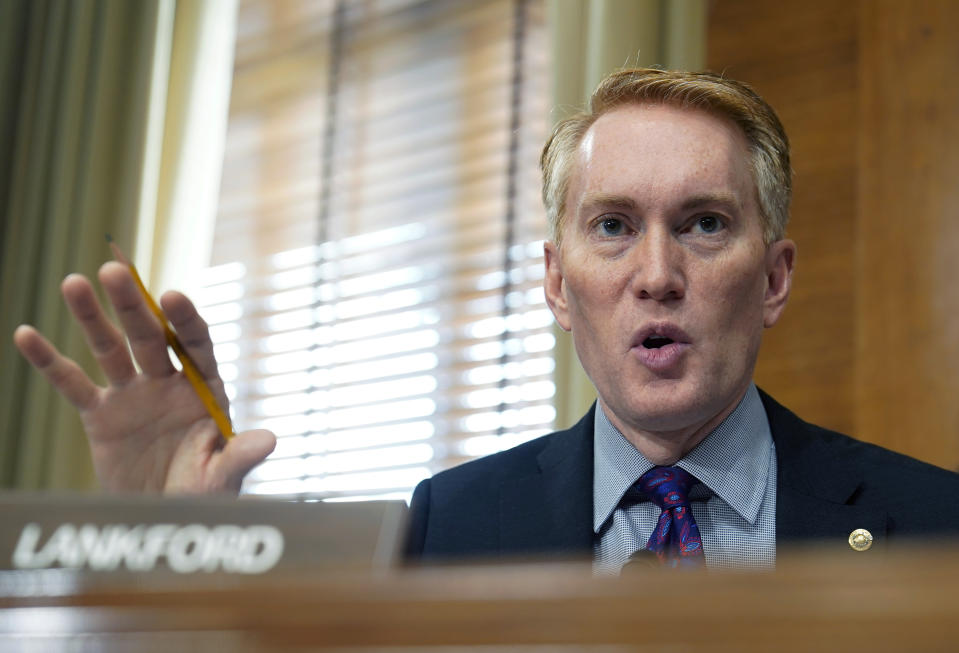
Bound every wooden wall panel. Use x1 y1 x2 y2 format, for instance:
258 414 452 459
855 1 959 468
708 0 860 436
708 0 959 469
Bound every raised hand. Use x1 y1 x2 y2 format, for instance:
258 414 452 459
13 262 275 494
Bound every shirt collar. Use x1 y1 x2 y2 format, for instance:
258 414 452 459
592 383 773 533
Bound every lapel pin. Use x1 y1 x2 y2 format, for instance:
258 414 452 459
848 528 873 552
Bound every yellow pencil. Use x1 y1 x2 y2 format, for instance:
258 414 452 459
107 236 235 440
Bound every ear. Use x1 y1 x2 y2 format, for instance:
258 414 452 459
763 239 796 328
543 241 572 332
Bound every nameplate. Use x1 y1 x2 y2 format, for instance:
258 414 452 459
0 492 406 579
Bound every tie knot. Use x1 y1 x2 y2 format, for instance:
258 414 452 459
636 466 698 510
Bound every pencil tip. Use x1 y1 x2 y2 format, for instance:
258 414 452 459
105 233 113 243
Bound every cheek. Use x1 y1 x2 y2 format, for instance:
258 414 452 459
565 265 626 321
701 257 768 332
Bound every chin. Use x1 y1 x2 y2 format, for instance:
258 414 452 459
635 403 711 433
616 378 728 433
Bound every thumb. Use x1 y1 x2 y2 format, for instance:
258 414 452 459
214 429 277 494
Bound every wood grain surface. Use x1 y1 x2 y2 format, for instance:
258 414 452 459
709 0 959 470
1 548 958 650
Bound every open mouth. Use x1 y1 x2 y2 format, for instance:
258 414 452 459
642 336 675 349
632 323 690 370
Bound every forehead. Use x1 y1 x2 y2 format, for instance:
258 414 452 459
569 103 756 217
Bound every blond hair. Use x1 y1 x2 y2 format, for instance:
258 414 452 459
541 69 791 244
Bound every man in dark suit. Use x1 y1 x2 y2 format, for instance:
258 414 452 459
15 69 959 570
405 391 959 564
404 69 959 568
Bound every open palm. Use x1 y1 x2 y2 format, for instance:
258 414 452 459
14 262 274 494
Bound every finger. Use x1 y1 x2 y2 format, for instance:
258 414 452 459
161 291 220 380
13 325 100 410
98 261 176 377
61 273 137 384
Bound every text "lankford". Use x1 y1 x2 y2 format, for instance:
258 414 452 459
11 523 285 574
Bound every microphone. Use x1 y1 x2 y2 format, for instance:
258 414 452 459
622 548 660 571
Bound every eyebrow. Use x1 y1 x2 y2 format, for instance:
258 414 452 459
679 193 743 212
576 193 638 214
578 191 744 216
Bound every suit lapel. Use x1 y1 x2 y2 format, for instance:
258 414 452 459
777 487 887 543
498 407 595 556
492 393 891 558
762 391 889 551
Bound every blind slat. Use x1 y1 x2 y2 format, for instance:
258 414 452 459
202 0 552 500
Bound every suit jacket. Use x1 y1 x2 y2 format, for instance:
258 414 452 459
404 390 959 561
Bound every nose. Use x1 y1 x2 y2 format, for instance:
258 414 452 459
629 227 685 301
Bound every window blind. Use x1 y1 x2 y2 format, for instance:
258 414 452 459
195 0 554 501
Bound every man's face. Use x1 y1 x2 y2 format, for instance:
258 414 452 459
544 103 794 442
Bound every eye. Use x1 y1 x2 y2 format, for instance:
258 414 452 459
598 217 625 236
694 215 723 234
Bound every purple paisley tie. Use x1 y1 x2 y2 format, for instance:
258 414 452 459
636 466 705 567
